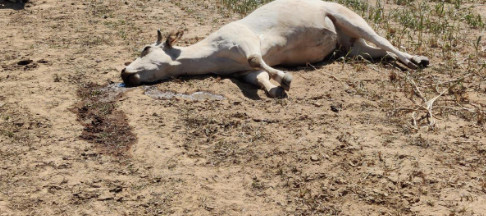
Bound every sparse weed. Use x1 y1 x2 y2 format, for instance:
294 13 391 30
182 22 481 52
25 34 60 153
82 35 112 47
394 0 414 6
220 0 272 14
1 130 15 138
53 73 61 82
334 0 369 15
464 12 485 29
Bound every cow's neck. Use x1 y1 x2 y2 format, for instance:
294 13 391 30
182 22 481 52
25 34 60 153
170 41 248 76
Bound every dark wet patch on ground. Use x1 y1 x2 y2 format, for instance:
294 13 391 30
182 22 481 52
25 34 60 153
71 82 136 157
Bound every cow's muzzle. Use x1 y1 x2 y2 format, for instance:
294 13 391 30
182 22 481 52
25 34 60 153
121 68 140 86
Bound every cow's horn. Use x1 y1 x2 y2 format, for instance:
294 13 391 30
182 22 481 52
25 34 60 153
156 29 162 44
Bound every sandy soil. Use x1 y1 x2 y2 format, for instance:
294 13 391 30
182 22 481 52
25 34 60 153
1 0 485 215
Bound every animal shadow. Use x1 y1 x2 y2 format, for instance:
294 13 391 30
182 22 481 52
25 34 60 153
0 0 28 10
228 78 261 100
140 74 260 100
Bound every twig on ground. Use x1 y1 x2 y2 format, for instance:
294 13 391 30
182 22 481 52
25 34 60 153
411 112 418 129
306 62 340 81
405 74 427 103
404 74 464 128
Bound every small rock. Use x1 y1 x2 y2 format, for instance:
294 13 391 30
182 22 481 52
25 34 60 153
310 155 320 161
468 172 479 179
204 203 215 211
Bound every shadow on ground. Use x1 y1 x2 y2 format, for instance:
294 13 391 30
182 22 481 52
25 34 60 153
0 0 28 10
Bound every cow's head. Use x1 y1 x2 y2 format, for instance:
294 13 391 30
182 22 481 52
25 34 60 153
121 30 184 86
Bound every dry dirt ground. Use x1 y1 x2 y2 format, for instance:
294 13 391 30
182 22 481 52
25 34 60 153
1 0 486 215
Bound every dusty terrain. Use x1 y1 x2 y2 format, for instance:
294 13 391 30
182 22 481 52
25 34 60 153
1 0 485 215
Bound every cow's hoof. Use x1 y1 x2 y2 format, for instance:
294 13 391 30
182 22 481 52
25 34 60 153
268 87 287 98
281 73 293 91
405 60 418 70
411 56 429 68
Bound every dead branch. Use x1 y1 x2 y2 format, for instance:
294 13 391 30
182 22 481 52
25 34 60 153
405 74 427 103
404 74 464 129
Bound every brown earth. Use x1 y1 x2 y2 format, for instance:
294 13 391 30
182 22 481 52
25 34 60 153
1 0 485 215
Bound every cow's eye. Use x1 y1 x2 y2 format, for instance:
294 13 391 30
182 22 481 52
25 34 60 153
141 46 150 57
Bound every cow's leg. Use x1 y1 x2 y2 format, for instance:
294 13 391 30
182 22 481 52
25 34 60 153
242 70 286 98
228 24 293 91
349 38 388 59
247 54 293 91
329 6 429 69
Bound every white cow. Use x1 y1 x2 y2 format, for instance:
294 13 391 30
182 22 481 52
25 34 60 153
122 0 428 98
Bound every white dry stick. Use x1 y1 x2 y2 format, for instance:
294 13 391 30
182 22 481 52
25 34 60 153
424 89 448 127
411 112 418 129
405 74 452 128
406 75 427 103
306 62 317 70
434 74 470 94
396 69 473 128
436 74 469 87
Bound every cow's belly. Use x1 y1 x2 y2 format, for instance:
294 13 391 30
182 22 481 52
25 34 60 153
261 26 338 67
279 31 337 66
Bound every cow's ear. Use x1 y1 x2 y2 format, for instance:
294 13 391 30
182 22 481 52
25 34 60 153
165 30 184 48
